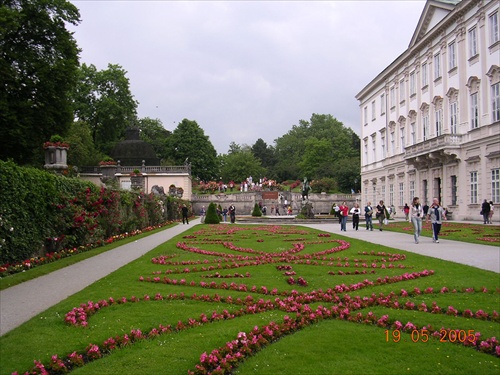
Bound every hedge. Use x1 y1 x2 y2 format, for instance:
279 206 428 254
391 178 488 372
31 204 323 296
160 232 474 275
0 160 169 264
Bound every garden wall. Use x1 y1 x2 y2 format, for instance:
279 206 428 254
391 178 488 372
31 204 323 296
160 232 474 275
191 192 361 216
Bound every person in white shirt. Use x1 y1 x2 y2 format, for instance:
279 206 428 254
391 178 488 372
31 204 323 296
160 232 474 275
410 197 423 244
350 203 361 230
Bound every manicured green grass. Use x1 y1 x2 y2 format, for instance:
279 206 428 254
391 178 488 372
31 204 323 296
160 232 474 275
0 223 177 291
371 221 500 246
1 224 498 375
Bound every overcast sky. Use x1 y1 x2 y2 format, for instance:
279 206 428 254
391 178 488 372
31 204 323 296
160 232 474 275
68 0 426 154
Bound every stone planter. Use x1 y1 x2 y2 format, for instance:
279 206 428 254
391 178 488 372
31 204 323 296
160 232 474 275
44 146 68 170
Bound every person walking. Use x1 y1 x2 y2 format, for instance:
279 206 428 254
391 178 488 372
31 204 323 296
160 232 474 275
481 199 491 224
339 201 349 231
199 206 206 223
229 204 236 223
488 201 494 224
364 201 374 231
376 200 389 231
181 204 189 224
410 197 423 244
403 203 410 222
426 197 447 243
350 203 361 231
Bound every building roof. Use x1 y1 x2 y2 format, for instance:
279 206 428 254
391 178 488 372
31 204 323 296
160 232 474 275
409 0 461 48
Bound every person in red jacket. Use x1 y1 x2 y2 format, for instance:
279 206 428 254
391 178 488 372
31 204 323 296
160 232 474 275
339 201 349 231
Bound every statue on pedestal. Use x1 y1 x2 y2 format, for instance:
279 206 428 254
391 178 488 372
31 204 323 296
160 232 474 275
301 177 311 201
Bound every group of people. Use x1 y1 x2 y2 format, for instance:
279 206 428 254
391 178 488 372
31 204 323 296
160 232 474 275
481 199 495 224
333 197 448 244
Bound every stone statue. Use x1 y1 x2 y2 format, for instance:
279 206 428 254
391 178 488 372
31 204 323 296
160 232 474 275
301 177 311 201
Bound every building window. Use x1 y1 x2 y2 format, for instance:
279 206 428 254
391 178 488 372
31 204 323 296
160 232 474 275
489 11 499 45
469 27 478 57
434 53 441 80
381 136 386 158
380 93 385 115
372 137 376 162
423 115 429 141
451 175 457 205
371 100 376 120
399 78 405 102
410 122 416 145
435 109 443 136
372 186 376 204
470 171 478 204
450 102 457 134
448 42 456 70
389 184 394 206
364 106 368 125
410 71 416 96
409 180 415 200
492 169 500 203
400 128 405 153
471 92 479 129
364 139 368 164
492 82 500 122
423 179 428 203
399 183 404 206
422 62 428 87
390 87 395 108
390 131 395 155
381 185 386 202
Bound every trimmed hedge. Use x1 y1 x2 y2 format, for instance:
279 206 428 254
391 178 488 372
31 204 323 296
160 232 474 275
204 202 220 224
252 203 262 217
0 161 168 264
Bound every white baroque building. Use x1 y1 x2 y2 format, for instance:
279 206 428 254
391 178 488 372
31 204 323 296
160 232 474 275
356 0 499 221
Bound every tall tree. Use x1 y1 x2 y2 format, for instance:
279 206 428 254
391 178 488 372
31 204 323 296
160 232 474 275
71 63 138 155
65 121 103 167
165 119 218 181
219 150 265 183
137 117 171 163
251 138 276 173
0 0 80 165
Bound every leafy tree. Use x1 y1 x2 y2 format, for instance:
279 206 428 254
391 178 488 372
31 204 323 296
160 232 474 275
274 114 360 188
251 138 276 175
65 121 103 167
137 117 171 163
331 157 361 193
219 150 265 183
165 119 218 181
71 63 138 154
0 0 80 165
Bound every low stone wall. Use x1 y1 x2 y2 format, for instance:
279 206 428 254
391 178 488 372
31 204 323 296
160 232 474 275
191 192 361 216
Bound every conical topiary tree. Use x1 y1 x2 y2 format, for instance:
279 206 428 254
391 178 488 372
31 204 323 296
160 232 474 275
252 203 262 217
204 202 220 224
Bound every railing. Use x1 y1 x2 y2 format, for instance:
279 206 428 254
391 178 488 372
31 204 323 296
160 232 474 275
404 134 463 159
79 165 191 174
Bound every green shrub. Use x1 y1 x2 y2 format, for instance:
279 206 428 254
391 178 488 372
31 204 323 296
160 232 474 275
204 202 220 224
0 161 167 264
252 203 262 217
310 178 338 193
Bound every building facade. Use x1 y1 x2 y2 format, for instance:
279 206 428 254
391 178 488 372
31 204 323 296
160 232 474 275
356 0 499 221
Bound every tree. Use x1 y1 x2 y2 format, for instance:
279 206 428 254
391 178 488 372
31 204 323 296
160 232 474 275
0 0 80 165
71 63 138 155
137 117 171 163
165 119 218 181
204 202 220 224
251 138 276 175
65 121 103 167
219 150 265 183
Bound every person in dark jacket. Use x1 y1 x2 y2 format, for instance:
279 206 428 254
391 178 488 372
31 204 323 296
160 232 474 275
181 204 189 224
481 199 491 224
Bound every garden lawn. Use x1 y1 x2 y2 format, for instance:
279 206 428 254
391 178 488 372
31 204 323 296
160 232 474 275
0 224 498 375
371 221 500 246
